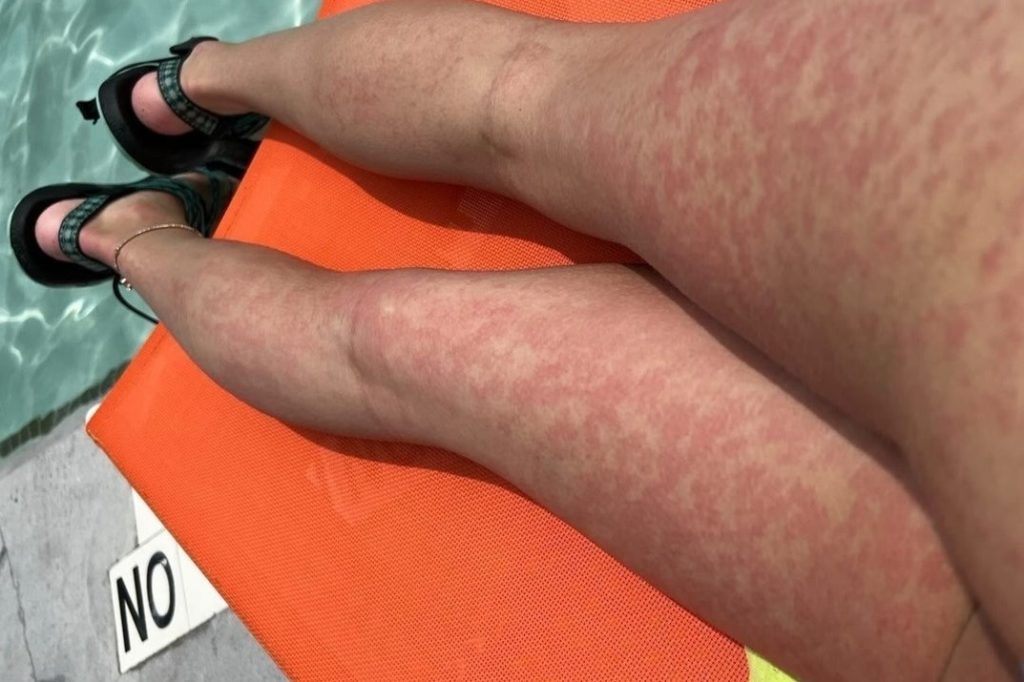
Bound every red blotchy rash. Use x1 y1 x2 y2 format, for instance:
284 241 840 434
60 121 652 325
868 224 903 263
920 168 945 197
776 21 818 81
760 408 809 453
580 108 616 187
928 102 971 155
860 309 881 339
956 138 1003 200
890 150 921 187
692 403 749 456
346 82 382 112
727 458 779 540
990 277 1024 364
1004 544 1024 569
686 472 725 530
872 515 920 590
942 311 971 352
842 462 960 607
654 139 687 214
616 123 662 229
819 43 857 102
779 480 831 547
989 60 1009 92
675 21 728 108
917 545 959 594
687 31 720 92
1012 190 1024 240
732 50 779 130
802 100 842 152
712 148 742 190
973 3 997 28
991 394 1016 434
514 362 570 417
979 240 1005 280
844 141 874 192
655 56 686 123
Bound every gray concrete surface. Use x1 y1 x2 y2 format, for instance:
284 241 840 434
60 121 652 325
0 405 284 681
0 525 35 681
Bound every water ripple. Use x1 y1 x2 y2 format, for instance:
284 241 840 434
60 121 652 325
1 0 318 442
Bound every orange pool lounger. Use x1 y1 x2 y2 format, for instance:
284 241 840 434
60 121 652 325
87 0 778 679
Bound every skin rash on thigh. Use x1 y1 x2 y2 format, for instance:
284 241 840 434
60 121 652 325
534 0 1024 443
358 267 970 680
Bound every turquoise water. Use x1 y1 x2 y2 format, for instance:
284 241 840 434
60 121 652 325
0 0 319 451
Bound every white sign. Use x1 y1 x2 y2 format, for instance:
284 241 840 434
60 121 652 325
92 403 233 672
109 520 228 672
129 489 228 621
131 490 165 545
109 531 190 672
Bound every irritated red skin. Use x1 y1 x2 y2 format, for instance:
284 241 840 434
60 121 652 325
357 265 968 682
485 0 1024 659
105 1 1024 675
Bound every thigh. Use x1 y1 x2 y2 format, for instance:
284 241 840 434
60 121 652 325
356 264 978 680
490 0 1024 652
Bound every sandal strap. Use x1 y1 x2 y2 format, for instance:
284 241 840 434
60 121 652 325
227 112 270 137
157 58 220 136
56 176 218 272
156 42 269 138
58 194 116 272
192 168 234 233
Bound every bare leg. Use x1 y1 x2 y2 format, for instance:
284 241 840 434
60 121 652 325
33 189 1009 679
500 10 1024 655
127 0 1024 653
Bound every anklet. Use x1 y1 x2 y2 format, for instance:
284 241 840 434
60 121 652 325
113 223 200 290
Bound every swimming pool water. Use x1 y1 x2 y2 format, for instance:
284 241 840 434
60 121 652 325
0 0 319 451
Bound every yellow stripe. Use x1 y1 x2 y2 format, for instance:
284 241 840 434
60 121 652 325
746 649 798 682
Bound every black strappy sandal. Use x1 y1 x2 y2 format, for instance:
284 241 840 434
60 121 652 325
8 169 233 323
78 37 268 177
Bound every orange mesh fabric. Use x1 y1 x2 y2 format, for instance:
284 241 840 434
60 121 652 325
89 0 749 679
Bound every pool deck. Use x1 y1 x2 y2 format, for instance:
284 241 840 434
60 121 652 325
0 404 283 681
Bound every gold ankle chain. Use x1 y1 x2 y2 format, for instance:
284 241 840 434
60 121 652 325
112 223 200 290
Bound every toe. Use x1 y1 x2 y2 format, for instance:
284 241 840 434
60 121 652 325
131 72 193 136
34 199 84 263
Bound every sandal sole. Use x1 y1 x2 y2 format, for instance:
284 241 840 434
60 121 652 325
9 183 115 287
